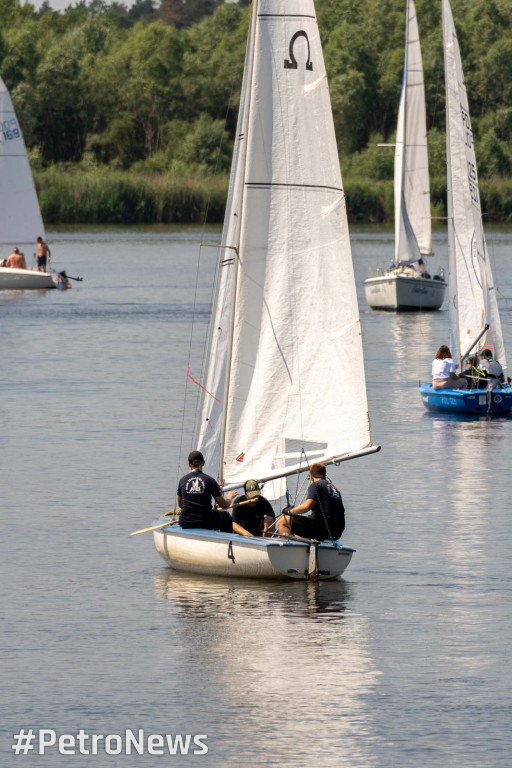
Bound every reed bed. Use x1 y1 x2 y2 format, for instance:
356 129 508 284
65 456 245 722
35 168 512 225
35 168 229 224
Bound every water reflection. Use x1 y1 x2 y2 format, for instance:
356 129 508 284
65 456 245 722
153 571 382 767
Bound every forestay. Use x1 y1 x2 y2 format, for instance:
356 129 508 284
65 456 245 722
0 77 45 248
394 0 431 265
442 0 506 366
194 0 373 493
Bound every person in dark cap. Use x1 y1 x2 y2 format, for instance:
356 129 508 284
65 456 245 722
230 479 276 537
177 450 233 532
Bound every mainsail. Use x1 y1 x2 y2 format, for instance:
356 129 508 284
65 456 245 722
442 0 506 367
394 0 431 264
194 0 374 492
0 77 45 248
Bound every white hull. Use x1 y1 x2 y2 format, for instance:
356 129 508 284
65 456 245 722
154 525 354 580
0 267 55 290
364 271 446 310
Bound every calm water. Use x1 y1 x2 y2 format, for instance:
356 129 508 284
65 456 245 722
1 226 511 767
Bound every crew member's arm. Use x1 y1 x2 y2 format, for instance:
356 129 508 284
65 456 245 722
177 495 182 509
232 522 254 537
287 498 315 515
214 494 231 510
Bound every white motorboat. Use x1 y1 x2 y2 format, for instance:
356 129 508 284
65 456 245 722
0 77 71 290
364 265 446 311
148 0 380 580
0 266 55 289
364 0 446 311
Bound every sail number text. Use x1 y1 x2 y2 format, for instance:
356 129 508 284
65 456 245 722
0 118 20 142
467 160 479 205
460 105 473 149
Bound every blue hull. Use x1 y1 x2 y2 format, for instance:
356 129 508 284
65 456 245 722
419 383 512 414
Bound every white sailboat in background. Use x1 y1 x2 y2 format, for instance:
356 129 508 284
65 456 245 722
0 76 60 290
419 0 512 414
365 0 446 310
150 0 380 579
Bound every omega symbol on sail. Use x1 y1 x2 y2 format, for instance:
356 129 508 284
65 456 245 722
284 31 313 71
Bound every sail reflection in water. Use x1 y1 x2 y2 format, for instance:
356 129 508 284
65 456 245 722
153 572 381 766
429 415 508 573
425 415 509 679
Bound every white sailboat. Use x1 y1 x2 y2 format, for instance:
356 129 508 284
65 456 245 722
0 76 57 290
151 0 380 579
364 0 446 310
419 0 512 414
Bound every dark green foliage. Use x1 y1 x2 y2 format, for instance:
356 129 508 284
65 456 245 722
2 0 512 221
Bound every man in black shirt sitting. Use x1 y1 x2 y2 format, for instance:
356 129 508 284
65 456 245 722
177 450 233 532
230 479 276 537
277 462 345 541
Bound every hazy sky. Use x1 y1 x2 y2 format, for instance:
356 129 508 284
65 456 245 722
27 0 139 12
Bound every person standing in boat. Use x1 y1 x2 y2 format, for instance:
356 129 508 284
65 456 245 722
177 450 233 532
432 345 468 390
478 348 505 390
277 463 345 541
229 480 276 537
5 247 27 269
36 236 51 272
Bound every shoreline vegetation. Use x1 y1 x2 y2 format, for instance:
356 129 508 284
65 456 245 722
35 168 512 225
4 0 511 226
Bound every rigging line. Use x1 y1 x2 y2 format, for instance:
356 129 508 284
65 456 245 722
175 70 241 497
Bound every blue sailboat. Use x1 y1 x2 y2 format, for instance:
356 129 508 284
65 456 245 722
419 0 512 415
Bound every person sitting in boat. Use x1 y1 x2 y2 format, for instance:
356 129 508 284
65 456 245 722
277 462 345 541
177 450 233 533
229 479 276 537
5 248 27 270
432 345 468 390
36 236 51 272
478 348 505 390
461 355 487 389
411 257 425 273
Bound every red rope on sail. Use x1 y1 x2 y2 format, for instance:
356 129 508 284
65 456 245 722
187 365 220 402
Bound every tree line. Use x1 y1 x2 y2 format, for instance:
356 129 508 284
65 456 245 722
2 0 512 220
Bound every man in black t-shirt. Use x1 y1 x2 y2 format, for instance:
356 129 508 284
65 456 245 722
177 450 233 532
231 479 276 537
277 462 345 541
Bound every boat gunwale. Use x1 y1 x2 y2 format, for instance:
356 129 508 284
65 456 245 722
418 383 512 398
152 522 355 552
364 274 447 287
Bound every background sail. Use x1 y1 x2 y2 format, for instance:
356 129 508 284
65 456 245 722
394 0 431 264
443 0 506 366
0 77 45 248
218 0 371 489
